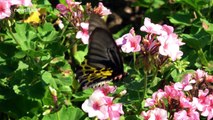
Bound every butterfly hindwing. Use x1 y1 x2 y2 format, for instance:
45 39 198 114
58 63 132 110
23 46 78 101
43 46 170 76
76 13 124 89
76 60 113 88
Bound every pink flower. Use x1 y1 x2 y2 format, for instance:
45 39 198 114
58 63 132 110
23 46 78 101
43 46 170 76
96 85 116 95
104 97 124 120
145 89 165 107
193 90 213 120
141 110 152 120
141 108 168 120
179 97 194 109
76 22 89 44
188 109 200 120
174 110 189 120
0 0 11 19
56 4 68 15
94 2 111 16
144 98 156 107
195 90 213 120
82 88 124 120
158 33 184 61
82 90 108 119
194 69 207 81
202 94 213 120
174 74 194 91
179 97 200 120
174 109 200 120
116 28 141 53
140 17 185 61
66 0 81 7
164 85 185 100
160 25 174 36
140 17 162 35
194 89 209 111
206 75 213 82
10 0 32 6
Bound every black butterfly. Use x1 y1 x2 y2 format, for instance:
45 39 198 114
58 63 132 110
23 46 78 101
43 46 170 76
76 13 124 89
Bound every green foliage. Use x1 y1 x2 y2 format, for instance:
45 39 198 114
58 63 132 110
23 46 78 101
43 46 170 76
42 106 85 120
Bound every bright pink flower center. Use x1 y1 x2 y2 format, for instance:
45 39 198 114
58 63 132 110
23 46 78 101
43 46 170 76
0 4 5 13
131 40 137 48
82 28 88 34
156 115 161 120
92 102 100 110
163 43 168 49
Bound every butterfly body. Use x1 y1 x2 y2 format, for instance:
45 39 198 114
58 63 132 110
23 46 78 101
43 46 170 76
76 13 124 89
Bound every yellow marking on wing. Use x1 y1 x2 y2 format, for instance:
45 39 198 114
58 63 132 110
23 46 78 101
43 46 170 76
79 59 113 83
100 70 112 76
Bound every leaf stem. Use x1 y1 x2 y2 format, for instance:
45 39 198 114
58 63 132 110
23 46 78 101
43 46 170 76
141 71 147 109
7 22 21 46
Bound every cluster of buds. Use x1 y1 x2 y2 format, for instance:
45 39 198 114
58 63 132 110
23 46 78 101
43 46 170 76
56 1 112 44
56 0 84 27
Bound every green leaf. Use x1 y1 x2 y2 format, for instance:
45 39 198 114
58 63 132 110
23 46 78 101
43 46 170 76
42 105 85 120
200 19 213 35
197 49 208 66
172 70 195 82
176 0 208 10
37 0 51 5
132 0 165 9
204 61 213 72
8 23 37 51
14 51 26 59
16 61 29 70
74 49 87 64
169 12 193 26
42 71 57 88
38 23 59 42
0 93 41 119
72 89 93 101
181 29 211 49
59 0 66 4
0 42 17 58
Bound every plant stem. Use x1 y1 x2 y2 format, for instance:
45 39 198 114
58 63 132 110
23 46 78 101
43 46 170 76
141 71 147 110
7 24 21 46
133 52 136 66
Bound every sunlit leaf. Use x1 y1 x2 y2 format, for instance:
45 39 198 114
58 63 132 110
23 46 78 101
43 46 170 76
42 105 85 120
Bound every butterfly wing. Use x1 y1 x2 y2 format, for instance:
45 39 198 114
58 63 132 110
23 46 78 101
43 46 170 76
88 13 109 35
76 13 124 88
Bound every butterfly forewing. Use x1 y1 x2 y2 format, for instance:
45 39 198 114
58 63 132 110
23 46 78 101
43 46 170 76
76 13 124 89
88 13 109 35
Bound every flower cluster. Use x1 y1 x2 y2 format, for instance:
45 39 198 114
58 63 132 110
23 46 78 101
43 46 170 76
82 85 124 120
0 0 32 19
141 17 185 61
93 2 111 16
116 17 184 72
57 1 111 44
141 69 213 120
56 0 82 26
